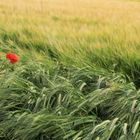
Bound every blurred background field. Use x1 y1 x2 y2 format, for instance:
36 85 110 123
0 0 140 139
0 0 140 79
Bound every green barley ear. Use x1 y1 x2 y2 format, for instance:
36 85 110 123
123 123 128 135
79 82 86 91
109 118 119 131
131 100 137 113
132 121 139 135
119 135 127 140
91 120 111 135
73 131 83 140
95 137 100 140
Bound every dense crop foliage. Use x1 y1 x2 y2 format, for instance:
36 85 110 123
0 0 140 139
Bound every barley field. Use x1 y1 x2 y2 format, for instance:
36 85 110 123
0 0 140 139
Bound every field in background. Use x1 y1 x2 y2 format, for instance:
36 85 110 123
0 0 140 79
0 0 140 139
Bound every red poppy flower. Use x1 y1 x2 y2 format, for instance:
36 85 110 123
6 53 19 64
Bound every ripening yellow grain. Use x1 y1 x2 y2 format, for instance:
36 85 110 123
0 0 140 57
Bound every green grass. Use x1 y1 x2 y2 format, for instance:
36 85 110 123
0 0 140 139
